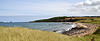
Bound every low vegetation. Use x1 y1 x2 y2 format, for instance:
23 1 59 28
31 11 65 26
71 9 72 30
30 16 68 22
30 16 97 22
0 26 91 41
76 17 100 25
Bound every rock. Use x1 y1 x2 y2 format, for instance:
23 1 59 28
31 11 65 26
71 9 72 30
75 26 81 28
75 23 88 28
75 26 87 29
53 30 58 32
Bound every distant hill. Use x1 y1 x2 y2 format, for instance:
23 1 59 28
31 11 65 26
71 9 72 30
29 16 100 22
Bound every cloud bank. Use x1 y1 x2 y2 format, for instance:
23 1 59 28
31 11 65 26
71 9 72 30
70 0 100 16
77 0 100 6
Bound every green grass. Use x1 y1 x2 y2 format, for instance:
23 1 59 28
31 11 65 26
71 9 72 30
76 17 100 25
0 26 91 41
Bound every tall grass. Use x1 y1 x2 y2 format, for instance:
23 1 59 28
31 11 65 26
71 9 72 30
0 26 91 41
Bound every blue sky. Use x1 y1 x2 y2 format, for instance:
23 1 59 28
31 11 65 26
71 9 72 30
0 0 85 16
0 0 100 22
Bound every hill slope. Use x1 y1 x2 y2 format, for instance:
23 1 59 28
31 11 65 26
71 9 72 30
30 16 94 22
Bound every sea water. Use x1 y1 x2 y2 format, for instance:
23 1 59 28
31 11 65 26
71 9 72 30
0 22 77 33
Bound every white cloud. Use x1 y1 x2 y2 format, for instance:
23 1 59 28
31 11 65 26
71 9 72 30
69 0 100 16
76 0 100 6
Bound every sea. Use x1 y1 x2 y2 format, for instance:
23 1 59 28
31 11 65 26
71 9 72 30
0 22 77 33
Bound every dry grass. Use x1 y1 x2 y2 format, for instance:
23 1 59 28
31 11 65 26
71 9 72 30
0 26 91 41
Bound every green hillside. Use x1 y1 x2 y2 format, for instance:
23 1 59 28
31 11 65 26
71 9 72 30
30 16 68 22
30 16 98 22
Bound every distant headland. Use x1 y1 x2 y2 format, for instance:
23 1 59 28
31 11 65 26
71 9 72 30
29 16 100 22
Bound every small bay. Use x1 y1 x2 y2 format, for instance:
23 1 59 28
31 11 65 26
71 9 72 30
0 22 76 32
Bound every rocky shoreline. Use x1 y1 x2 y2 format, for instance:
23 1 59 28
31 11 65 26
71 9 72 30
62 22 98 37
54 22 99 37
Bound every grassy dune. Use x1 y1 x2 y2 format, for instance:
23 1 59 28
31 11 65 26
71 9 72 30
0 26 91 41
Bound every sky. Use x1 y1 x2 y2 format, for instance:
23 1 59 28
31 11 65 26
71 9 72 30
0 0 100 22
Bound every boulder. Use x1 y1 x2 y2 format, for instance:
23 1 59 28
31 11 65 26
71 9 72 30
75 23 88 28
75 26 87 29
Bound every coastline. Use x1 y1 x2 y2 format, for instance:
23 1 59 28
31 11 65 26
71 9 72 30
0 22 99 41
62 22 98 37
